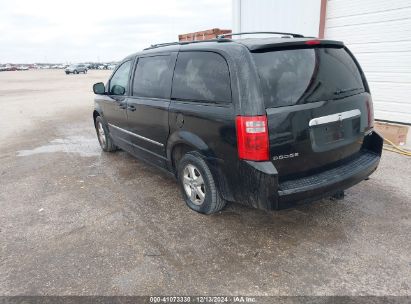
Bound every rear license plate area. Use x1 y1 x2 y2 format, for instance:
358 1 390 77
322 122 345 143
309 116 361 152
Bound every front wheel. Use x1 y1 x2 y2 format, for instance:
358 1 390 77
95 116 116 152
74 70 78 74
178 152 226 214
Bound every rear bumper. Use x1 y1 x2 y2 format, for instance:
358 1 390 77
229 131 383 210
276 150 379 209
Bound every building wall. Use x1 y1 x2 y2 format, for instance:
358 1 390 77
232 0 411 125
324 0 411 125
232 0 322 37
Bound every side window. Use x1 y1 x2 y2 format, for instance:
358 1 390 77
132 55 172 99
171 52 231 103
109 60 132 95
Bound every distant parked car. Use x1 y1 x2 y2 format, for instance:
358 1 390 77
4 65 17 71
52 64 64 69
65 64 87 74
17 66 29 71
87 64 99 69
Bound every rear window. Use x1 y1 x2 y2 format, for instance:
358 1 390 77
172 51 231 103
252 47 365 108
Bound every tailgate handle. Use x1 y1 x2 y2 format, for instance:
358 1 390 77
309 109 361 127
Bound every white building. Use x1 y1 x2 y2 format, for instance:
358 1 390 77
232 0 411 126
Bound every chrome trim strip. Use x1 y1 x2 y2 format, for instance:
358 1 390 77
116 137 167 160
309 109 361 127
108 123 164 147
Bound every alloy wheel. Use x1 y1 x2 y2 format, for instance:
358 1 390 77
182 164 205 205
97 122 106 146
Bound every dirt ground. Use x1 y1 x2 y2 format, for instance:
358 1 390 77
0 70 410 296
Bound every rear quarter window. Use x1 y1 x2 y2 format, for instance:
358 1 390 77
172 51 231 103
252 47 365 108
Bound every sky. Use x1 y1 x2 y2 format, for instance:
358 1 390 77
0 0 232 63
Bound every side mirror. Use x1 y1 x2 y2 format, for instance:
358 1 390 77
93 82 105 95
111 85 126 95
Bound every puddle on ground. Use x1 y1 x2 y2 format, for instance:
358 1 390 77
17 136 101 157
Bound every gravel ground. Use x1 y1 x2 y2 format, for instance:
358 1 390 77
0 70 410 296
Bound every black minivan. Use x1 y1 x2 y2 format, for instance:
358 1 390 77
92 32 383 214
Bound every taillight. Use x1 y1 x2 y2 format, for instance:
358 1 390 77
236 116 269 161
366 97 374 128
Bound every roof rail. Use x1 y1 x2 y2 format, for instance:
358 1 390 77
217 31 304 39
144 38 231 50
144 41 182 50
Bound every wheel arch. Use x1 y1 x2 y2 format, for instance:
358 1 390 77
167 130 211 173
167 130 234 202
92 109 101 126
92 102 104 125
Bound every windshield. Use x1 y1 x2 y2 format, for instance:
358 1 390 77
252 47 365 108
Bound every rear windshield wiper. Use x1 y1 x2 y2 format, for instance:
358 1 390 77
334 87 363 95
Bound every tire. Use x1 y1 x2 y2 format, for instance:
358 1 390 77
84 70 87 74
177 152 226 214
74 70 78 74
95 116 116 152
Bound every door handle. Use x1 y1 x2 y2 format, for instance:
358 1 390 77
128 105 136 112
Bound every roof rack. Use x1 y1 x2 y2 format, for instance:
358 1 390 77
144 31 304 50
144 41 182 50
217 31 304 39
144 38 231 50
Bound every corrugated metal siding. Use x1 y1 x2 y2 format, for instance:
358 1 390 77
232 0 321 37
325 0 411 124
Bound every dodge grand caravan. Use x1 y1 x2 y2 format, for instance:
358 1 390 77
92 32 383 214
